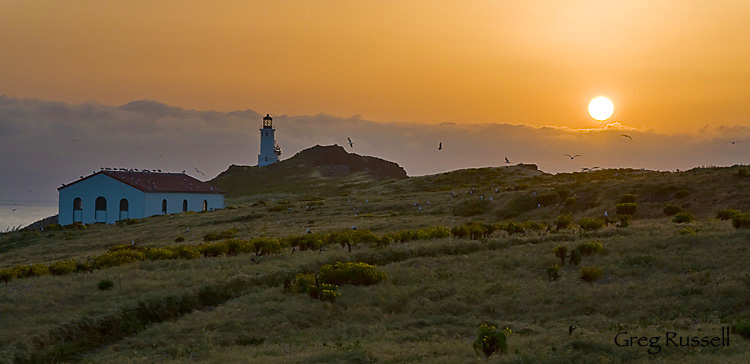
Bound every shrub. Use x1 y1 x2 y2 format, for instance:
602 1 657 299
225 239 252 256
95 250 146 268
547 264 561 281
673 189 691 198
167 246 200 260
663 204 683 216
417 226 451 240
732 213 750 229
97 279 115 290
14 265 32 279
174 236 185 243
578 218 605 231
251 237 282 256
288 273 317 294
76 259 94 273
318 262 386 286
197 242 229 257
0 268 17 284
580 267 603 282
565 196 576 205
619 194 637 203
451 226 470 239
522 221 546 233
203 229 237 242
316 284 341 302
473 324 508 358
616 203 637 216
577 241 603 256
568 249 582 265
672 211 694 224
734 320 750 339
716 209 740 220
144 248 174 260
553 245 568 266
619 215 632 228
48 260 77 275
555 214 574 230
29 264 50 277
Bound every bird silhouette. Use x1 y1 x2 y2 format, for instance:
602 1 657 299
728 140 742 145
347 137 354 148
504 157 511 164
564 154 581 160
193 167 205 176
438 142 442 150
12 209 17 212
621 134 633 141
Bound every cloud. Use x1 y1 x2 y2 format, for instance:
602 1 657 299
0 95 748 201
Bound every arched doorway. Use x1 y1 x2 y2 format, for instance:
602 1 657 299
119 199 129 220
183 199 188 212
162 199 167 214
202 200 208 211
73 197 82 223
95 196 107 223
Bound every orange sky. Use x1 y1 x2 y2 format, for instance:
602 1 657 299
1 0 748 132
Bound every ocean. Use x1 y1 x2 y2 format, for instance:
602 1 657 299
0 200 58 232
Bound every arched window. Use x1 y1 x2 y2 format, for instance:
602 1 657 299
119 199 129 220
73 197 83 223
203 200 208 211
162 199 167 214
95 197 107 223
183 199 188 212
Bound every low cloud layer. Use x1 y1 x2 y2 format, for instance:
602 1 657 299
1 95 748 202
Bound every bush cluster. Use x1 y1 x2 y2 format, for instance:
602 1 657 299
672 211 694 224
663 204 683 216
619 194 637 203
732 213 750 229
555 214 574 230
577 241 603 256
473 323 508 358
580 266 603 282
578 218 605 231
616 203 637 216
318 262 387 286
203 229 237 242
716 209 740 220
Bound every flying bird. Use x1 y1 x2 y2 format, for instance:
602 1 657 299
621 134 633 141
564 154 581 160
12 209 17 212
728 141 742 145
193 167 205 176
347 137 354 148
504 157 511 164
438 142 442 150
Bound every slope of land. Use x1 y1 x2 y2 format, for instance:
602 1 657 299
1 161 750 363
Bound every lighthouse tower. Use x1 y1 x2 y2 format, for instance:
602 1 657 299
258 113 281 166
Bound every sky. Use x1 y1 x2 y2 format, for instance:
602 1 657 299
0 1 749 201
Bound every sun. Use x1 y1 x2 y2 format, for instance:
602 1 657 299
588 96 614 121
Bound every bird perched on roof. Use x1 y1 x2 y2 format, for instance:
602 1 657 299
504 157 511 164
438 142 442 150
621 134 633 141
564 154 581 160
347 137 354 148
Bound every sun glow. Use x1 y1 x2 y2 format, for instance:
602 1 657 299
588 97 614 121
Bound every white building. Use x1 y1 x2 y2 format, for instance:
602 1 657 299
258 113 281 166
58 171 225 225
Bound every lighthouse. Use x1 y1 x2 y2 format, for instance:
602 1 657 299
258 113 281 166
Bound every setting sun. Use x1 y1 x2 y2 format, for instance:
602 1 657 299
588 96 614 121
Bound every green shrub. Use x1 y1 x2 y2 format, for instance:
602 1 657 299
48 260 77 275
577 241 603 256
732 213 750 229
0 268 17 284
619 215 632 228
29 264 50 277
568 249 582 265
547 264 561 281
197 242 229 257
473 323 508 358
616 203 637 216
316 284 341 302
144 248 174 260
733 320 750 339
76 259 94 273
555 214 574 230
663 204 683 216
203 229 237 242
451 225 470 239
553 245 568 266
619 194 637 203
522 221 546 233
288 273 317 294
97 279 115 290
580 267 603 282
174 236 185 243
451 199 490 217
167 246 200 260
565 196 576 205
251 237 282 255
13 265 32 279
578 218 605 231
672 211 694 224
716 209 740 220
679 227 697 235
225 239 252 256
95 250 146 268
318 262 386 286
416 226 451 240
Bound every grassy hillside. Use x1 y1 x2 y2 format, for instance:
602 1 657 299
1 164 750 363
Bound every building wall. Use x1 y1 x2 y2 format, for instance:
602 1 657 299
258 127 278 166
58 174 145 225
143 192 225 216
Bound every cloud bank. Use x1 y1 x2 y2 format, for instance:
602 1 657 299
1 95 748 201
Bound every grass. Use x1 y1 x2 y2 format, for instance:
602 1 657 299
2 164 750 362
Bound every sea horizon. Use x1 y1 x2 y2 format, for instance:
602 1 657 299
0 199 58 232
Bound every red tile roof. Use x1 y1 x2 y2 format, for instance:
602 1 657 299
58 171 224 194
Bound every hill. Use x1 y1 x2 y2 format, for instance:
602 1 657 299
1 164 750 363
210 144 407 198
